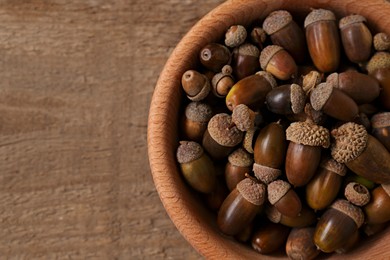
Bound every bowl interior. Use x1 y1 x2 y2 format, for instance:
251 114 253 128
148 0 390 258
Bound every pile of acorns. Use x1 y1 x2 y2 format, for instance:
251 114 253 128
176 8 390 259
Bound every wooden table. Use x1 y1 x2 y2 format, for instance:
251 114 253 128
0 0 224 258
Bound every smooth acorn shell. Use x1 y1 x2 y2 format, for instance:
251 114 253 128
335 228 360 254
225 162 251 191
372 125 390 152
340 22 372 63
274 189 302 217
286 227 320 260
364 186 390 224
314 208 358 253
217 188 262 236
286 142 321 187
202 129 235 160
181 70 209 98
232 49 260 80
363 222 389 236
235 221 254 243
181 116 208 142
251 222 290 254
200 43 231 72
280 205 317 228
371 68 390 110
266 84 295 115
322 87 359 122
265 49 297 80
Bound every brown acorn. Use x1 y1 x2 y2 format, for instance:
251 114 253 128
250 27 267 49
344 182 371 207
260 45 298 80
304 9 340 72
339 14 372 63
335 228 360 254
202 113 244 160
366 52 390 109
306 157 347 210
200 43 231 72
225 71 276 111
235 221 254 243
286 227 320 260
225 148 254 191
232 43 260 80
364 184 390 225
251 221 290 255
217 177 266 236
253 121 286 184
310 82 359 121
266 84 306 115
285 120 330 187
371 112 390 151
181 102 213 142
266 204 317 228
373 32 390 51
176 141 217 194
262 10 306 64
331 122 390 184
211 65 235 98
314 199 364 253
224 25 247 48
268 180 302 217
181 70 211 101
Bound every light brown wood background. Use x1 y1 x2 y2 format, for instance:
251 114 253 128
0 0 224 258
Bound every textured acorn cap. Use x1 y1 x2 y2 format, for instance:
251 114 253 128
236 43 260 57
326 72 339 88
304 9 336 28
302 70 322 94
187 74 211 101
339 14 367 29
225 25 247 48
237 177 266 205
310 82 333 111
232 104 256 131
290 84 306 114
371 112 390 128
263 10 293 35
253 163 281 184
381 184 390 197
366 52 390 74
208 113 244 147
255 71 277 89
319 157 347 176
331 122 368 163
243 127 256 154
268 180 291 205
176 141 203 164
344 182 370 206
260 45 284 70
286 121 330 148
265 205 282 223
331 199 365 228
373 32 390 51
185 102 213 123
228 148 253 167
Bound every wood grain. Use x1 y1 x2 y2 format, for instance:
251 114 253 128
0 0 225 259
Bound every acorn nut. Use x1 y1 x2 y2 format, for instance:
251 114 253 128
225 148 254 191
286 227 320 260
371 112 390 151
266 204 317 228
364 184 390 225
251 221 290 255
225 25 247 48
335 229 360 254
268 180 302 217
260 45 298 80
231 43 260 80
211 65 235 98
181 102 213 142
181 70 211 101
266 83 306 115
200 43 231 72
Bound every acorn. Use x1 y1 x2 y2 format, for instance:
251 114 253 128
253 121 286 184
225 148 254 191
364 184 390 225
235 221 254 243
366 52 390 109
339 14 372 63
314 199 364 253
260 45 298 80
335 228 360 254
285 120 330 187
310 82 359 121
181 102 213 142
202 113 244 160
266 204 317 228
181 70 211 101
326 71 381 104
231 43 260 80
373 32 390 51
200 43 231 72
211 65 235 98
231 104 256 132
306 157 347 210
302 70 322 95
251 221 290 255
176 141 217 194
263 10 306 64
267 180 302 217
225 25 247 48
250 27 267 49
217 176 266 236
304 9 340 72
331 122 390 184
371 112 390 152
265 83 306 115
226 71 277 111
286 227 320 260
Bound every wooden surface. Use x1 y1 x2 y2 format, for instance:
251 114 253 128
0 0 224 259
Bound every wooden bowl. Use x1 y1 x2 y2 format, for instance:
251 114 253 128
148 0 390 258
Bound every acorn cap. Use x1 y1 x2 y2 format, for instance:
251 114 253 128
253 163 281 184
268 180 291 205
366 52 390 74
225 25 247 48
232 104 256 131
373 33 390 51
260 45 284 70
188 74 211 101
176 141 203 164
236 43 260 57
381 184 390 197
290 84 306 114
320 157 347 176
265 205 282 223
243 127 256 154
228 148 253 167
344 182 370 206
371 112 390 128
339 14 367 29
326 72 339 88
331 199 365 228
255 71 277 88
208 113 244 147
185 102 213 123
286 121 330 148
237 177 266 205
310 82 333 111
302 70 322 94
304 9 336 28
263 10 293 35
331 122 368 163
